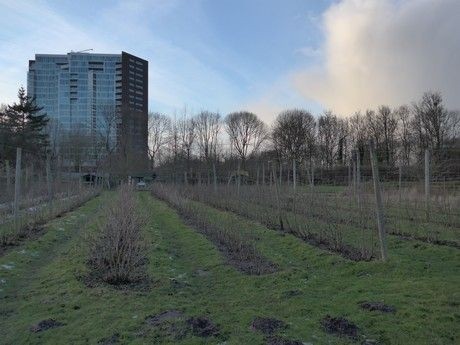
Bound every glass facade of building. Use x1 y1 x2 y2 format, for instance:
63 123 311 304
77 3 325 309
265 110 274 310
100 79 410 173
28 53 121 138
27 51 148 166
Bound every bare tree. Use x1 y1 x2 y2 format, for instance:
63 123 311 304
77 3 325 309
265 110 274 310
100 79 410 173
272 109 316 163
412 92 459 159
348 112 368 163
60 124 92 172
395 105 413 166
225 111 267 165
317 111 340 168
98 103 119 156
377 105 399 166
178 112 196 166
148 112 170 168
195 111 221 162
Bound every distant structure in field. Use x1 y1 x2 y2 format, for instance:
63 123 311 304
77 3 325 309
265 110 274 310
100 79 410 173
27 51 148 165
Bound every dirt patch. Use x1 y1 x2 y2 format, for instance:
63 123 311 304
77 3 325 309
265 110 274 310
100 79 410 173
30 319 64 333
187 316 220 337
143 311 220 341
266 335 303 345
98 333 120 344
360 301 396 313
143 309 188 340
251 317 287 335
321 315 358 339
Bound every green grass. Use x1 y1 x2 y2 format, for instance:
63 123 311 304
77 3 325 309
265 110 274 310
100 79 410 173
0 191 459 344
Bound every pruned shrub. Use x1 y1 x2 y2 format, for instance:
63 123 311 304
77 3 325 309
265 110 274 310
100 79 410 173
88 184 147 285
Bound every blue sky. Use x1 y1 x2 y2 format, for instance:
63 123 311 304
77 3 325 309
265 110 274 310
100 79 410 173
0 0 331 122
1 0 459 122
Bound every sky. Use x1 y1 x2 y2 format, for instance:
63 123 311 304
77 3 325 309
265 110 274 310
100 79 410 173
0 0 459 123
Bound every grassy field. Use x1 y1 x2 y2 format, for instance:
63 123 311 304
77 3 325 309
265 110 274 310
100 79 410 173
0 190 459 344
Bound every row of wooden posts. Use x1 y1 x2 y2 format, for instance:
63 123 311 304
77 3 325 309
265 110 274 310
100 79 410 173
6 148 76 231
6 144 433 262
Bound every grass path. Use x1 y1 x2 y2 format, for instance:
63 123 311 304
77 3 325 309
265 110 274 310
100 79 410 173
0 191 458 344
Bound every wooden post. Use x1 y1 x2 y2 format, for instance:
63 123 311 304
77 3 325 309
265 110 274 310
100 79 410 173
78 164 82 193
347 162 351 189
262 162 265 186
352 155 357 197
213 162 217 193
425 149 430 221
46 155 52 201
13 148 22 231
293 159 297 191
310 161 315 187
356 152 361 188
398 165 402 203
369 141 388 261
237 160 241 196
287 164 290 186
272 163 283 231
269 162 273 188
5 160 11 195
279 161 282 186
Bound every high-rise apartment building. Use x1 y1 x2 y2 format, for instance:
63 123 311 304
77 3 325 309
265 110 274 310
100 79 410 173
27 51 148 167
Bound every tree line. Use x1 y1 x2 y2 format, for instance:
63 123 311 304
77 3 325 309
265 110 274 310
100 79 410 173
149 91 459 171
1 88 459 175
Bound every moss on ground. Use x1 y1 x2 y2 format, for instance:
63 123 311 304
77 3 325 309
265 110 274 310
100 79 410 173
0 191 458 344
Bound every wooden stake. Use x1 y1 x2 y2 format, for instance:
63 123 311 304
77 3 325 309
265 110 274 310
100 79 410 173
6 160 11 195
293 159 297 191
369 141 388 261
262 162 265 185
213 162 217 193
13 148 22 232
425 149 430 221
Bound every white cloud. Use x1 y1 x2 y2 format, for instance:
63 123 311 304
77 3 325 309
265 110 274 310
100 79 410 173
293 0 460 115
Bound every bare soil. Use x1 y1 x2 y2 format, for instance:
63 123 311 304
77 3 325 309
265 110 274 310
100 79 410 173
29 318 64 333
251 317 287 335
321 315 358 339
187 316 220 337
143 311 221 340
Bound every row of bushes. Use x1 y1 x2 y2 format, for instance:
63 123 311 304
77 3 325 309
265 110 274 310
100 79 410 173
152 184 277 275
1 187 101 246
172 184 377 261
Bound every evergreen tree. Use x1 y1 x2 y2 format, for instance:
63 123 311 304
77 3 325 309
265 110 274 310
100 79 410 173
0 87 49 161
